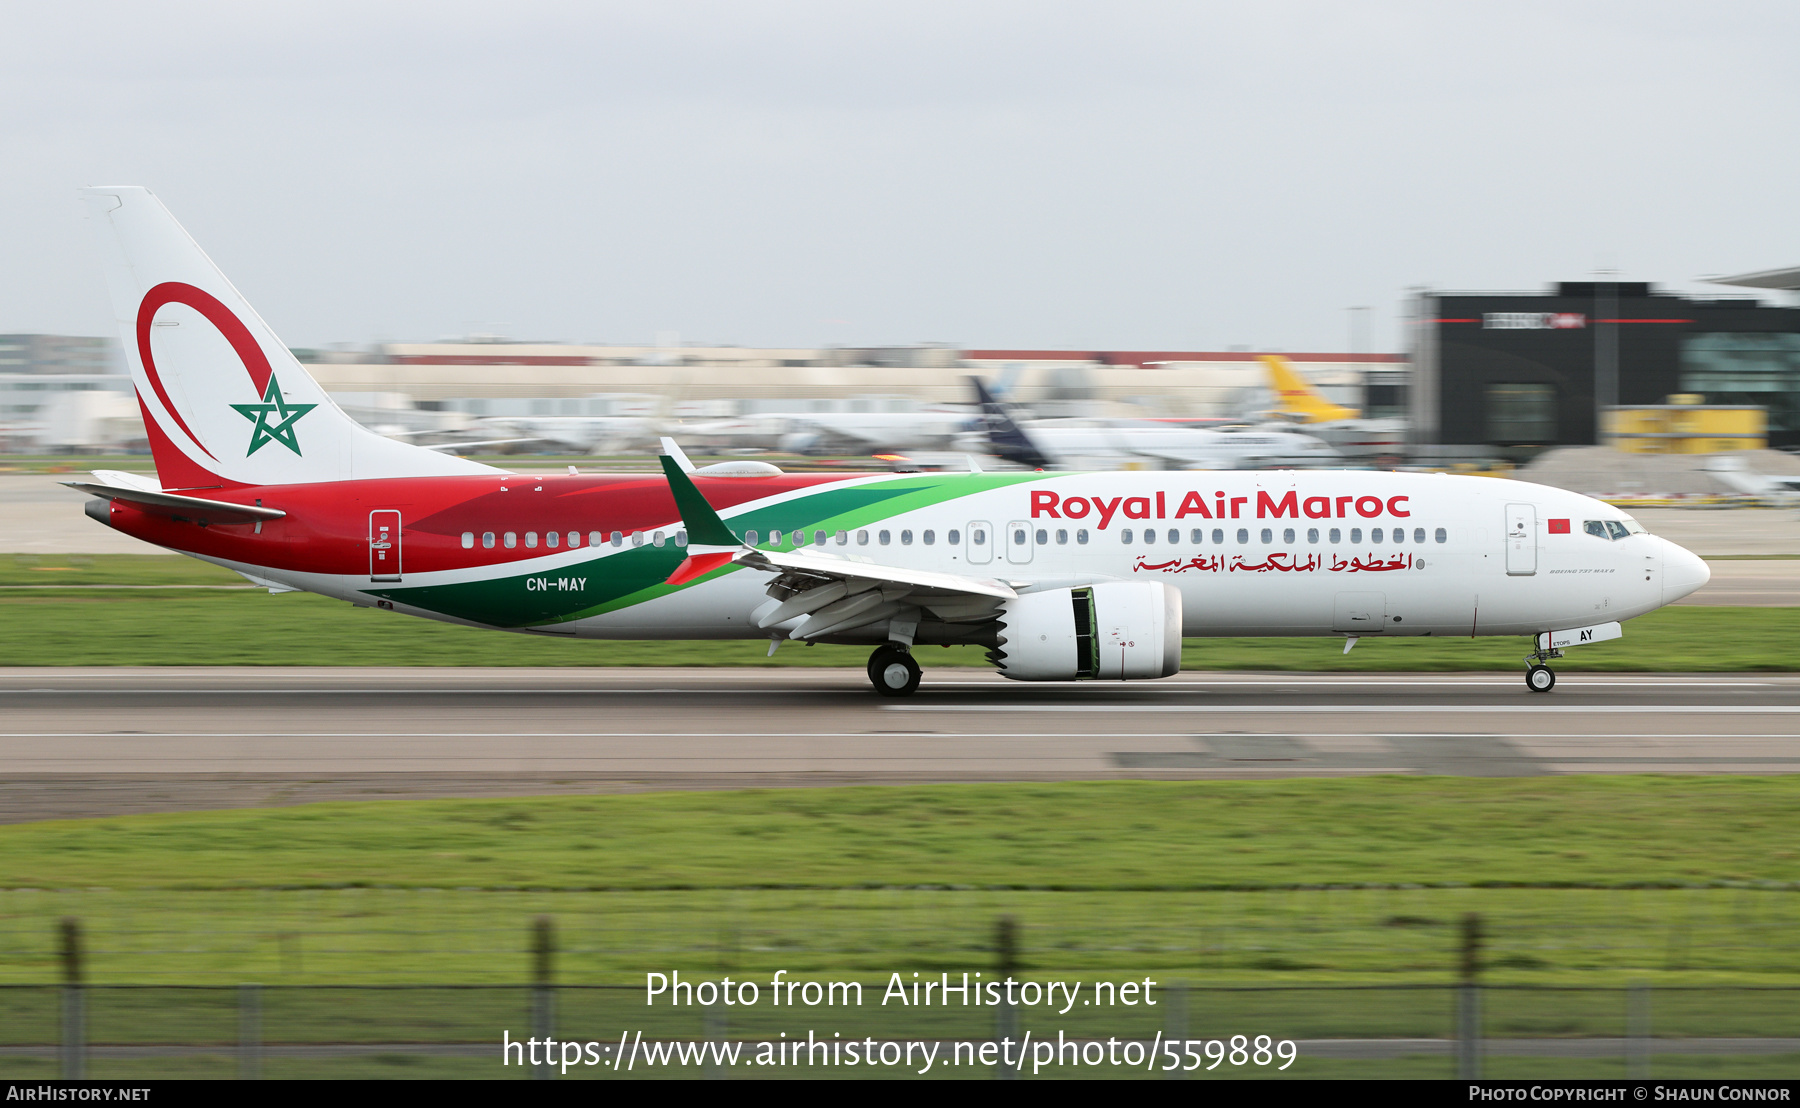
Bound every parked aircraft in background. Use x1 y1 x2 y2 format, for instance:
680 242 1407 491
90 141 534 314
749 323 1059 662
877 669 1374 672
959 377 1339 471
672 409 976 456
70 186 1709 698
1255 355 1407 460
469 414 658 455
1702 456 1800 504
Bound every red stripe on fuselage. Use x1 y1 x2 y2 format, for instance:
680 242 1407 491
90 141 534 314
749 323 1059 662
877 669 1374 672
106 471 859 576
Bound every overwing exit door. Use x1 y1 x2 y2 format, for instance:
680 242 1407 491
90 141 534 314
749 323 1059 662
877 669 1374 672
1504 503 1536 576
369 510 402 582
966 521 993 565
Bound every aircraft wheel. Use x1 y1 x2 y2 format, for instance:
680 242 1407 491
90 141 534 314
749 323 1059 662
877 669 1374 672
1525 664 1556 693
868 646 922 698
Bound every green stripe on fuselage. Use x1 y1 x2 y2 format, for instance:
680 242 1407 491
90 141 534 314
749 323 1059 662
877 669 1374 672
366 472 1054 628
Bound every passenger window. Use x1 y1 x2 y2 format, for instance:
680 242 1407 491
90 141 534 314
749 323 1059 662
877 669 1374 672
482 532 495 549
461 532 474 549
588 532 601 548
610 531 623 547
923 530 936 545
1307 528 1319 543
1191 529 1204 543
1371 528 1383 544
972 529 986 545
745 530 760 546
879 530 891 545
1413 528 1425 544
857 530 869 545
901 530 913 545
525 532 538 548
1037 528 1049 545
770 530 784 545
1167 529 1178 544
1212 529 1224 544
676 530 687 547
1606 521 1630 540
1056 529 1068 544
1260 528 1272 543
1329 528 1341 543
1076 529 1089 544
1393 528 1404 545
1435 527 1447 543
815 530 828 546
631 531 644 547
1350 528 1362 544
653 531 665 547
1584 520 1609 539
546 531 559 549
504 532 517 548
1121 528 1134 543
1283 528 1295 544
1237 528 1249 544
793 530 808 547
1014 527 1026 545
836 530 848 545
1142 528 1154 545
948 528 961 544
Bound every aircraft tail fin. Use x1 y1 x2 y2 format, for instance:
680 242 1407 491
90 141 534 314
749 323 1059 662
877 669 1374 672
1259 355 1358 424
967 376 1053 469
79 186 497 489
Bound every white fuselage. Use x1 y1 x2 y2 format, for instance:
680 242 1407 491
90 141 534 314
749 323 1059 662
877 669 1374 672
540 470 1707 640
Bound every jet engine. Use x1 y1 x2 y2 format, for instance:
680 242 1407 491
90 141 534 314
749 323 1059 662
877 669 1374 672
988 582 1182 681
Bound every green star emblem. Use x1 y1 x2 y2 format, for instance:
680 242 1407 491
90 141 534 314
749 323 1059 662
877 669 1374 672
230 375 317 456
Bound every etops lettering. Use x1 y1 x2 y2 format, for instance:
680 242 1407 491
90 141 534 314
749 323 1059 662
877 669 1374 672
1028 489 1410 526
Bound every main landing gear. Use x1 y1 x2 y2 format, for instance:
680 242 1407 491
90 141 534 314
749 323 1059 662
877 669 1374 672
868 644 922 698
1524 647 1562 693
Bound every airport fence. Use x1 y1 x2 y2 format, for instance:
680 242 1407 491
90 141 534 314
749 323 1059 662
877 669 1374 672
3 981 1800 1079
3 918 1797 1080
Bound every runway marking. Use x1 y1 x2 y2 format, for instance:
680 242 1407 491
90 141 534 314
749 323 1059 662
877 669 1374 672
5 731 1800 739
0 681 1778 694
887 704 1800 714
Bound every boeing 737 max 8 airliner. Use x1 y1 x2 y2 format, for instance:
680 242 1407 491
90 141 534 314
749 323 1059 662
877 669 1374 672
69 187 1710 696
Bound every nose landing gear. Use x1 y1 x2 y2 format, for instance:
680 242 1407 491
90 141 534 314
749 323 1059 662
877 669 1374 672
868 645 922 697
1524 646 1562 693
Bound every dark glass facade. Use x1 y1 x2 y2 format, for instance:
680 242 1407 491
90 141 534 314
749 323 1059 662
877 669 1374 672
1410 285 1800 457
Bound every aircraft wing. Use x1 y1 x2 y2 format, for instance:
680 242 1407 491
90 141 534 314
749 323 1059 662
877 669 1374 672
657 451 1014 640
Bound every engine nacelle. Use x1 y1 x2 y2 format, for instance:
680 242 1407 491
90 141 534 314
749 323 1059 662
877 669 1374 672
989 582 1182 681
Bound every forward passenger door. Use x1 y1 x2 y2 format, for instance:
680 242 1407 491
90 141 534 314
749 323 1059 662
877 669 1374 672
1505 503 1537 576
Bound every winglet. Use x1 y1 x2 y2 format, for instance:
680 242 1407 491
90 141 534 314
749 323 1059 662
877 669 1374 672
660 452 742 584
659 437 697 473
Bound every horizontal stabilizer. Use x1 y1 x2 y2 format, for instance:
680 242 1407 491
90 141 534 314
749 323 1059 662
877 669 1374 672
64 481 285 523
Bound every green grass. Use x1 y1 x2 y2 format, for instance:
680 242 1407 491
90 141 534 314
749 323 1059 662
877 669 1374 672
6 778 1796 892
0 780 1799 985
3 556 1797 668
3 782 1799 1078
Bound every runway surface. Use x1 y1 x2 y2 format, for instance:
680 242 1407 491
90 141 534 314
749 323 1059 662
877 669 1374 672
4 667 1800 822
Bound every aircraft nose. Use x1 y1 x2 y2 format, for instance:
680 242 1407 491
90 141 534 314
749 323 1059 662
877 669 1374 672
1661 541 1710 605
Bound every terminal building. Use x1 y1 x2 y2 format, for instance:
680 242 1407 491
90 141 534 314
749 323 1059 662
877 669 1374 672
1409 281 1800 459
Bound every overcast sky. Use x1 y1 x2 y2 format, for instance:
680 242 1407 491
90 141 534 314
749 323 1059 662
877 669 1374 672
3 1 1796 353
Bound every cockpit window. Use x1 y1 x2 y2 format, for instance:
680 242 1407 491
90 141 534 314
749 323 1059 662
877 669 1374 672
1584 519 1638 541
